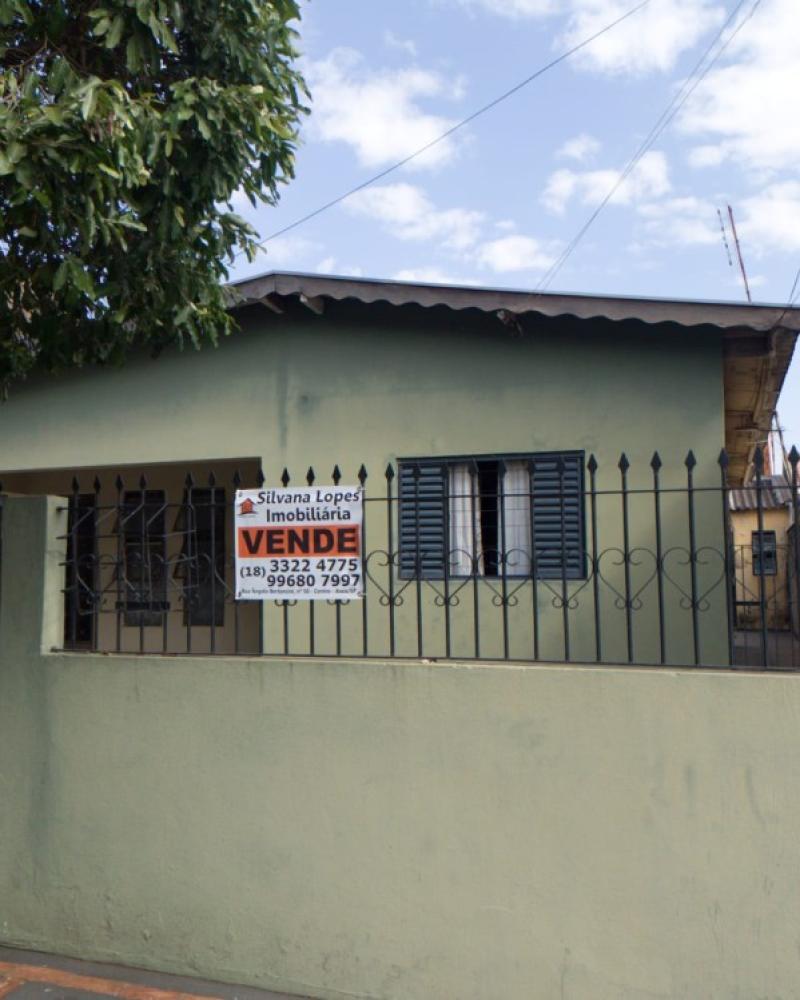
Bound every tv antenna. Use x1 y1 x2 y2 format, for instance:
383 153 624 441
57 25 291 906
717 208 733 266
727 204 752 302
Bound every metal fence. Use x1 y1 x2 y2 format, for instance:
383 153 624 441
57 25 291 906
56 446 800 669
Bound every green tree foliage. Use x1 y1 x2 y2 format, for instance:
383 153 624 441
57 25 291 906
0 0 307 386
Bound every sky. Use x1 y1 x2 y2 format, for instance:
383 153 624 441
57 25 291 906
227 0 800 446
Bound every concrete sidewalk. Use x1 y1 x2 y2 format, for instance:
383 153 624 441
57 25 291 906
0 948 309 1000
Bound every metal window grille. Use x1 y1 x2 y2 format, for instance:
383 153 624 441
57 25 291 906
752 530 778 576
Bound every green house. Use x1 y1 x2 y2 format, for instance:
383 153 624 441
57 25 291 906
0 272 796 667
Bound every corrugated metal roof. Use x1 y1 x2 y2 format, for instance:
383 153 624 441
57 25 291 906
730 477 793 511
229 270 800 332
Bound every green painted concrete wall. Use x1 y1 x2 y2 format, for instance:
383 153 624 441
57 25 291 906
0 306 723 478
0 307 730 664
2 497 800 1000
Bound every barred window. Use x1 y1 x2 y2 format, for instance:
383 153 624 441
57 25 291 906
65 493 96 646
398 452 585 580
174 487 226 627
752 530 778 576
121 490 168 625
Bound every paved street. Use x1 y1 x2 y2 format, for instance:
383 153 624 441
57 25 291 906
0 949 308 1000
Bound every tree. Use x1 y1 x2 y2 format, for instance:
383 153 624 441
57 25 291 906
0 0 307 387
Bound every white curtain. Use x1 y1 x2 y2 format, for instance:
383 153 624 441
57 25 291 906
502 461 532 575
448 464 482 576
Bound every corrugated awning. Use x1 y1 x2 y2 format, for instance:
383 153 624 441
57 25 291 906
229 271 800 332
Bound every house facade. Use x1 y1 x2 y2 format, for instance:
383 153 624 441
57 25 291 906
0 272 796 667
4 274 800 1000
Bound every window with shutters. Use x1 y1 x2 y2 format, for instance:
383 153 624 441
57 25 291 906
398 452 585 580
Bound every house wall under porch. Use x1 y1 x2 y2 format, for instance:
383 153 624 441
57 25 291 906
0 306 731 664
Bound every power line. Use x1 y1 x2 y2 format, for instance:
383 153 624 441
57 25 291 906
535 0 761 292
769 264 800 331
232 0 653 261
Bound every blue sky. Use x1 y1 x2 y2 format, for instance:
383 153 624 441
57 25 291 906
228 0 800 445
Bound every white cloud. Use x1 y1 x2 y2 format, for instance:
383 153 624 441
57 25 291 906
384 30 418 58
680 0 800 174
258 235 322 266
392 267 477 284
557 133 600 162
346 183 484 250
315 256 364 277
560 0 723 76
636 197 719 246
306 48 463 169
737 183 800 255
626 184 800 259
541 151 671 213
455 0 723 74
345 182 556 279
687 145 727 169
460 0 557 14
476 234 556 273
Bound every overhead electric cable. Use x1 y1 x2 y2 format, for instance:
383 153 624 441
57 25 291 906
768 264 800 332
233 0 653 261
535 0 761 292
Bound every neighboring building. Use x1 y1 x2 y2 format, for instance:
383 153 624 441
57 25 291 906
729 475 794 630
0 272 797 667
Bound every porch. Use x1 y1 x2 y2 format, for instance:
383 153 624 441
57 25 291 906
2 445 798 670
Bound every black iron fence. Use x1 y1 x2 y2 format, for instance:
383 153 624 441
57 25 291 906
55 446 800 669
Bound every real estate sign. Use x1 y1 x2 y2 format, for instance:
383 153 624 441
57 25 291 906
234 486 364 601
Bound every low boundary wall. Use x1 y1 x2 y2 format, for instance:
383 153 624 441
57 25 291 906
1 496 799 999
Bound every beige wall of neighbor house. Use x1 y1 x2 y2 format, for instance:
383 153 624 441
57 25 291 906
2 496 800 1000
0 307 730 663
731 506 792 629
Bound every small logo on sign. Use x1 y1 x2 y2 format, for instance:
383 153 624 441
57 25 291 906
239 497 257 516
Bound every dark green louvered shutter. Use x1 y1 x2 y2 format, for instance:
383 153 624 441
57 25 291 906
398 461 447 578
530 452 585 580
398 452 586 580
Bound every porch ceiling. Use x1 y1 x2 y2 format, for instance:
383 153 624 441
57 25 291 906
723 326 796 486
229 271 800 486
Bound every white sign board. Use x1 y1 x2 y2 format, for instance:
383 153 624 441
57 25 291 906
235 486 364 601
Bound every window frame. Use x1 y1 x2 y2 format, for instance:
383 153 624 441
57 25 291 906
752 529 778 577
397 450 586 582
